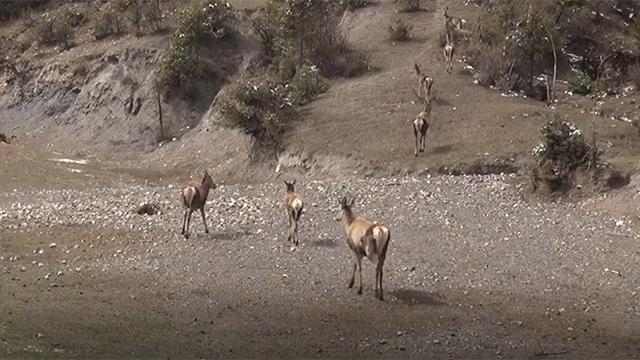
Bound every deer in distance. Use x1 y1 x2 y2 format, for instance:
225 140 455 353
414 63 433 101
443 33 455 74
181 170 217 239
443 6 466 35
284 179 304 246
336 196 391 300
411 76 434 156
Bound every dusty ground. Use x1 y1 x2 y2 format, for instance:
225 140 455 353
2 145 640 359
2 0 640 358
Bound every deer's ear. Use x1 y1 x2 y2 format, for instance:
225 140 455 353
291 179 296 185
350 195 357 207
340 196 347 206
284 180 290 186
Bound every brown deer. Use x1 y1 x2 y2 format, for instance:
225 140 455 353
414 63 433 101
443 6 466 35
284 179 304 246
411 85 433 156
443 34 455 74
336 196 391 300
181 170 217 239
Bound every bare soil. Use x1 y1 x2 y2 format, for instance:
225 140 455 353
2 0 640 358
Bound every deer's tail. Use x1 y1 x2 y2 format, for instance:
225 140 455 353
182 186 197 208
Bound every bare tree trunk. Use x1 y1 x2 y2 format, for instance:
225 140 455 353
155 78 164 141
542 22 557 104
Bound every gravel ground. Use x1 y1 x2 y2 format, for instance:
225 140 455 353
2 174 640 358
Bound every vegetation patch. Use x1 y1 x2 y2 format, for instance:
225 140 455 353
215 75 300 147
531 116 600 192
388 19 412 42
250 0 369 79
465 0 640 100
159 0 230 88
395 0 422 13
29 5 80 49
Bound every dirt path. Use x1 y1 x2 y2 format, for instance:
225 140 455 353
2 176 640 358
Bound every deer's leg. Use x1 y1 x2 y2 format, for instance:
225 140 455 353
293 218 299 246
377 263 384 301
200 207 209 234
414 129 419 157
181 209 188 235
374 263 380 298
185 209 194 239
348 259 356 288
357 256 363 295
286 209 292 242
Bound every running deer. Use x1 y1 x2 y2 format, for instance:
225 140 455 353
411 85 433 156
443 35 455 74
284 179 304 246
181 170 217 239
336 196 391 300
414 63 433 101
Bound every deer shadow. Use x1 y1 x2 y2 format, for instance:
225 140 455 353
390 289 447 306
429 144 454 154
313 237 339 248
433 97 453 107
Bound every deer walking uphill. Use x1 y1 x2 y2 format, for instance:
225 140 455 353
284 180 304 246
443 36 455 74
411 81 433 156
337 196 391 300
181 170 217 239
443 6 466 36
414 63 433 101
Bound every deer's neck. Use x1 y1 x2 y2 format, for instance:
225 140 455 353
342 210 355 233
200 183 211 200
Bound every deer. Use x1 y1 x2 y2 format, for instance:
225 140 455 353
443 33 455 74
414 63 433 101
411 84 433 156
284 179 304 246
336 196 391 300
443 6 466 35
181 170 217 239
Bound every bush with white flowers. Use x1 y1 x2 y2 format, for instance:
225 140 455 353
533 116 600 190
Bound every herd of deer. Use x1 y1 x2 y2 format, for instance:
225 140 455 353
177 7 467 301
412 6 466 156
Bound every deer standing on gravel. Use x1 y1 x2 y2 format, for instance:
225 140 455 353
414 63 433 101
336 196 391 300
284 179 304 246
181 170 216 239
411 84 433 156
443 34 455 74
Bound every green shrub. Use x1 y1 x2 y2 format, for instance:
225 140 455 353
395 0 422 12
215 75 300 146
31 6 75 49
311 31 369 78
568 70 592 95
251 0 369 79
286 64 329 105
532 116 599 190
341 0 370 11
90 4 122 40
159 0 230 87
388 19 412 42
